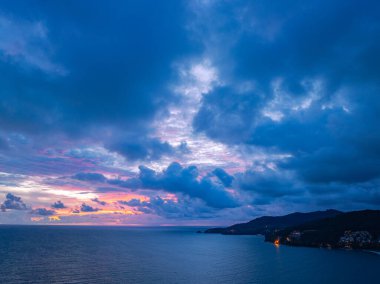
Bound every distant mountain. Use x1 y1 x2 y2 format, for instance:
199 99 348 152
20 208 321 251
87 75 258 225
265 210 380 249
204 209 342 235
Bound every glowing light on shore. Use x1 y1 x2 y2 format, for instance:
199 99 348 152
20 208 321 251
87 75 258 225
31 217 44 222
49 216 61 221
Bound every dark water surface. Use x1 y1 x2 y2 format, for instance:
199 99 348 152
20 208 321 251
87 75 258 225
0 226 378 284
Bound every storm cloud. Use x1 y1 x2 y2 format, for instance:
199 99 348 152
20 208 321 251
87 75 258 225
0 0 379 224
193 0 380 187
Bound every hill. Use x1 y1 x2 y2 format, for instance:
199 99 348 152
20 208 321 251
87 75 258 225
204 209 342 235
265 210 380 249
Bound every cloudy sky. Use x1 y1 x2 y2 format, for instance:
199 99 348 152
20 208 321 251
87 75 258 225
0 0 379 225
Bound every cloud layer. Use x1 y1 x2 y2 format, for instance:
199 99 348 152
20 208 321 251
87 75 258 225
0 0 379 225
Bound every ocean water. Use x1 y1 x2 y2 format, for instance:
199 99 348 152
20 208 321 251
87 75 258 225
0 226 379 284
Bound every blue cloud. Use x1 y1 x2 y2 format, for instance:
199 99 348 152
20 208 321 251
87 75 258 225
119 196 215 219
236 169 302 205
80 203 99 212
212 168 234 187
31 208 56 216
91 198 106 206
193 0 380 187
51 200 66 209
72 173 107 183
136 162 239 208
0 0 196 161
1 0 379 222
119 199 141 207
107 138 175 162
81 162 239 209
1 193 28 211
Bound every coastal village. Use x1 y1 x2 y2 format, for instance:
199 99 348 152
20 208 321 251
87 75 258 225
280 230 380 250
338 231 380 249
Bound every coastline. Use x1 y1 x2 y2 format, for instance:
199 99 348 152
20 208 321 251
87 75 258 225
365 250 380 256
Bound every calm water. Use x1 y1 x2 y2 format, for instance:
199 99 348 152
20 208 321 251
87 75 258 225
0 226 379 284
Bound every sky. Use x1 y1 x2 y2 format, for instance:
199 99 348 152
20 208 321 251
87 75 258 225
0 0 379 226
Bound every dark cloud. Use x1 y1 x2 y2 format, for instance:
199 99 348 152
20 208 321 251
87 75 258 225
0 0 379 222
118 199 141 207
194 86 262 144
31 208 56 216
95 186 126 193
1 193 28 211
119 196 214 219
106 138 191 162
106 178 141 190
93 162 239 209
51 200 66 209
193 0 380 187
236 169 302 205
107 138 175 162
0 0 196 162
73 164 239 209
80 203 99 213
72 172 107 183
212 168 234 187
91 198 106 206
285 146 380 184
136 162 239 208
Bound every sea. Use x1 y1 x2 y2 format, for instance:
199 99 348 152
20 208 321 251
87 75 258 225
0 226 379 284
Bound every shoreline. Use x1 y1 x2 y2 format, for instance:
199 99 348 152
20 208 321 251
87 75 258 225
365 250 380 256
